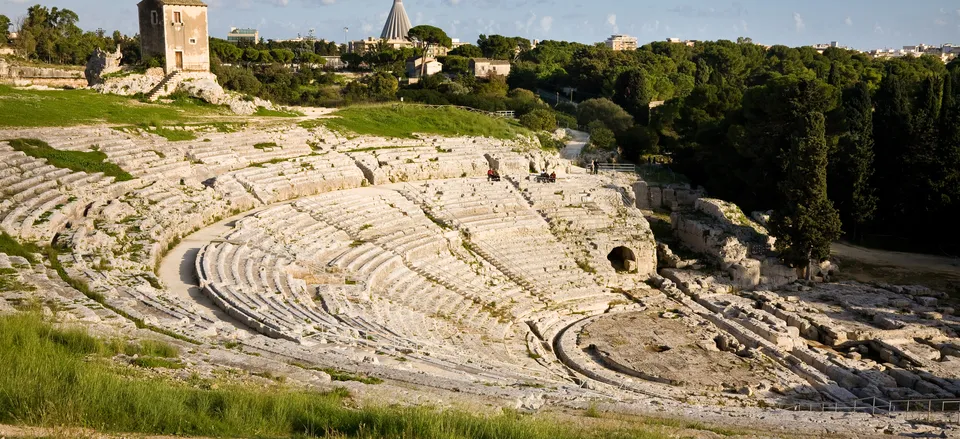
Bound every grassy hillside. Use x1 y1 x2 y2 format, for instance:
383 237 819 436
309 104 530 140
0 85 234 127
0 312 675 439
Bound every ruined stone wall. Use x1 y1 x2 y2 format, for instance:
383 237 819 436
0 59 86 87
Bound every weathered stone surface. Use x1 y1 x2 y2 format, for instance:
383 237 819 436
84 47 123 86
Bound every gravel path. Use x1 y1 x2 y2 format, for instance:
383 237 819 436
561 129 589 161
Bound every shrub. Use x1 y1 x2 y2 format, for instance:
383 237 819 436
588 122 617 150
577 98 635 134
519 108 557 131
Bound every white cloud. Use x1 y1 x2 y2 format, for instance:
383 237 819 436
540 16 553 33
874 22 884 34
607 14 618 33
935 18 947 26
845 17 853 26
793 12 805 32
741 19 749 32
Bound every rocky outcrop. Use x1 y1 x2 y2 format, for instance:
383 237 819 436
671 198 796 289
84 47 123 86
94 70 277 116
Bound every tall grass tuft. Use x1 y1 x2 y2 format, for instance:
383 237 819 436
0 313 671 439
0 232 41 263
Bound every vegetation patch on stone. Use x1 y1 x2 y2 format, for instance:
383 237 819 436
7 138 134 181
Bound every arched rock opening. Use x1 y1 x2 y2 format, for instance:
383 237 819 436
607 246 638 273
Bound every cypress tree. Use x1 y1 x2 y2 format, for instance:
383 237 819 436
937 70 960 252
613 69 652 125
830 82 877 242
871 74 913 228
769 110 842 275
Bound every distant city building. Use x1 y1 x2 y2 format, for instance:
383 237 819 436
138 0 211 73
381 0 412 40
349 37 414 54
666 37 696 47
406 57 443 80
810 41 850 54
866 43 958 63
227 27 258 44
605 34 638 51
470 58 511 78
451 38 468 49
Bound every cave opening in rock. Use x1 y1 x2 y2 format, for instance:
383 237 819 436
607 246 637 273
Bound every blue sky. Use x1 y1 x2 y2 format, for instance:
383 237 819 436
1 0 959 50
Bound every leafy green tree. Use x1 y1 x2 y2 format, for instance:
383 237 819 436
619 125 660 161
506 88 545 116
365 72 399 100
0 15 11 40
577 98 634 134
474 73 508 97
768 111 842 274
588 121 617 150
519 108 556 131
440 55 470 75
828 82 877 242
407 25 452 78
477 34 525 60
449 44 482 58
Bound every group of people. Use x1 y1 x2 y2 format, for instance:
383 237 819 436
487 168 557 183
535 171 557 183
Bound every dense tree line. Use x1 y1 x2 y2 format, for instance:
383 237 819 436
6 5 139 65
497 35 959 255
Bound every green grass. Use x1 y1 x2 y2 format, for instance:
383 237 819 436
316 104 531 140
131 356 185 369
0 232 41 263
149 127 197 142
7 138 133 181
0 312 674 439
0 84 228 128
254 106 304 117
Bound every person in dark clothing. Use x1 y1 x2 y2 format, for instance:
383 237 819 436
592 160 598 174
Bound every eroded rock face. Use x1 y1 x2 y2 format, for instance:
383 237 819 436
94 68 165 96
94 71 277 116
85 47 123 86
670 198 796 289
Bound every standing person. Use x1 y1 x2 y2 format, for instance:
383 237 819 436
592 160 598 175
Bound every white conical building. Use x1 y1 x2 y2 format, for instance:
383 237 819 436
381 0 412 40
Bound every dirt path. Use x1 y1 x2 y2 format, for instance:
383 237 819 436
157 208 273 334
561 129 589 161
831 242 960 297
